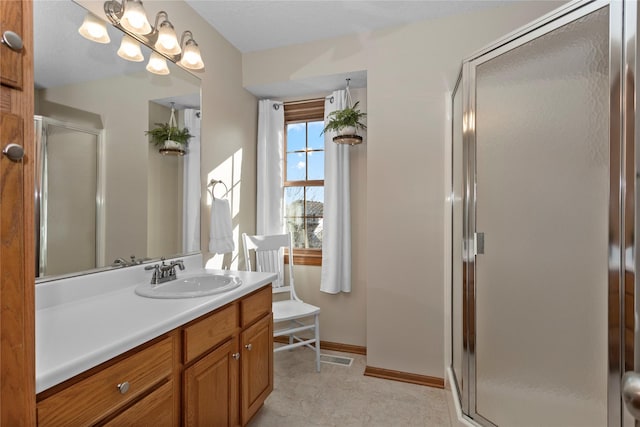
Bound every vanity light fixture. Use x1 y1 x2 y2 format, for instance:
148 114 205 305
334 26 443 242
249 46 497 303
95 0 206 74
178 31 205 71
78 12 111 44
146 52 170 75
117 34 144 62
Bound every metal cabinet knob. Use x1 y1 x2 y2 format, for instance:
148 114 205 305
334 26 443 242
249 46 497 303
117 381 130 395
1 31 23 52
232 352 240 360
3 144 24 162
245 343 252 351
622 372 640 419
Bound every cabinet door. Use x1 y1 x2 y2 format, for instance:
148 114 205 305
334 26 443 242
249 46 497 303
103 381 175 427
183 337 239 427
0 1 35 425
0 0 24 89
241 314 273 425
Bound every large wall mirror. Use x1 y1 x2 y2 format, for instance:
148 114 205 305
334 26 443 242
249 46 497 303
34 0 202 282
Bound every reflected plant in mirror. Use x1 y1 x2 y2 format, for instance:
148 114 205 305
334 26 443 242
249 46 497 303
33 0 202 282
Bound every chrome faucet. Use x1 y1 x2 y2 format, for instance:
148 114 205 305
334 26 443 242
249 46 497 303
111 257 128 267
144 259 185 285
112 255 150 267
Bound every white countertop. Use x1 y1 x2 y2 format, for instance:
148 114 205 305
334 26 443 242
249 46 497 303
36 263 276 394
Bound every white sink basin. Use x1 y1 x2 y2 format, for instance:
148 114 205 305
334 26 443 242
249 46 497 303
135 274 242 299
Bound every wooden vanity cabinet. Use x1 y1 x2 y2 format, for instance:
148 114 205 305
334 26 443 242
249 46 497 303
183 285 273 427
36 334 178 426
36 284 273 427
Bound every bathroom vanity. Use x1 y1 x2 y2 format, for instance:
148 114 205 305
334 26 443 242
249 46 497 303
35 259 275 426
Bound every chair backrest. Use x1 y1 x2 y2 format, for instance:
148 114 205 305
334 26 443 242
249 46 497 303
242 233 298 300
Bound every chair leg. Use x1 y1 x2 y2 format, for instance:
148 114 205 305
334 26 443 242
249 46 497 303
315 314 320 372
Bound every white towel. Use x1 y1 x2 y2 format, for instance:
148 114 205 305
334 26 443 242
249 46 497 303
209 199 235 254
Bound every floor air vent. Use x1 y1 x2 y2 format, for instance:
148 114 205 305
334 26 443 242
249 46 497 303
320 354 354 367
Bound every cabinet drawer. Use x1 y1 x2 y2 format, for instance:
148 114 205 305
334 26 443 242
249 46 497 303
37 336 174 426
102 381 175 427
183 304 238 363
241 285 272 327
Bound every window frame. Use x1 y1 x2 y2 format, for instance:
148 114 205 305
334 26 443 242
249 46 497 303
283 99 325 266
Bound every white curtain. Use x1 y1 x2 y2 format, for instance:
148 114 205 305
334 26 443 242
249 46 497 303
182 108 201 253
256 100 284 235
320 90 351 294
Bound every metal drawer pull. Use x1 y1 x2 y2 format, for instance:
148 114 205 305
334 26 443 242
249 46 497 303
245 343 252 351
3 144 24 162
117 381 130 395
1 31 23 52
232 352 240 360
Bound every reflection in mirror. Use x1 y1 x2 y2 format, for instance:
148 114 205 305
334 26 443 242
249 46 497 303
34 0 201 282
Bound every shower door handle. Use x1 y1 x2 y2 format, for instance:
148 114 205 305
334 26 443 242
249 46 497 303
475 232 485 255
622 371 640 419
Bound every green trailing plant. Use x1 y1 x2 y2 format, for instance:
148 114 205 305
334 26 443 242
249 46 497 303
145 122 193 147
322 101 367 134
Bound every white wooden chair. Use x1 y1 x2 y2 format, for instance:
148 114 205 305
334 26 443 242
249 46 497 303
242 232 320 372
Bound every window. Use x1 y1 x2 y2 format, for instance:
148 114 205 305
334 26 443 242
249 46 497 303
283 99 325 266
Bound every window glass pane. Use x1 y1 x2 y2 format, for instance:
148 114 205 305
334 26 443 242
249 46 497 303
306 218 323 248
284 186 305 217
286 152 306 181
308 121 324 150
285 217 305 248
307 151 324 180
306 187 324 216
287 123 306 152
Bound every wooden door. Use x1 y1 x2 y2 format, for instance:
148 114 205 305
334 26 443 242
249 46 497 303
0 0 35 425
183 337 239 427
240 314 273 425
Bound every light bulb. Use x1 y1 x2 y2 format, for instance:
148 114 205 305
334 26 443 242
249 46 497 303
78 13 110 44
117 35 144 62
155 21 181 56
146 52 170 75
121 0 151 35
179 39 204 71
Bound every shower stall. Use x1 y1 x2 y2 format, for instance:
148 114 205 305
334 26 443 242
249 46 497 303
34 116 104 278
449 0 639 425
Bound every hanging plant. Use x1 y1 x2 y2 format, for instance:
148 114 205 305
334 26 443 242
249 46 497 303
321 101 367 136
145 122 193 148
145 102 192 155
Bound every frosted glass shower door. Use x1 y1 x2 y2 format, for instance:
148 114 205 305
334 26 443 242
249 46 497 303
40 121 100 277
471 6 609 427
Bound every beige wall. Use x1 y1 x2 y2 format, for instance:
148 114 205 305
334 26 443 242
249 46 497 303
243 2 562 378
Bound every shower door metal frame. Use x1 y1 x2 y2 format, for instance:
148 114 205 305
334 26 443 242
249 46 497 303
34 116 106 277
453 0 635 425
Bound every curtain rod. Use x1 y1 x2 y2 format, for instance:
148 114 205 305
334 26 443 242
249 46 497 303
272 96 334 110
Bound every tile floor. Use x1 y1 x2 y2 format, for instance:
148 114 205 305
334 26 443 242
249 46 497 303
248 347 452 427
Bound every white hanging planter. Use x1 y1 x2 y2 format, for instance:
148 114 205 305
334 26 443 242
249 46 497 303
163 140 182 149
159 139 186 156
337 126 357 136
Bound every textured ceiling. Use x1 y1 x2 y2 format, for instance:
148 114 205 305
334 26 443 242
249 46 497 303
185 0 509 53
35 0 511 96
